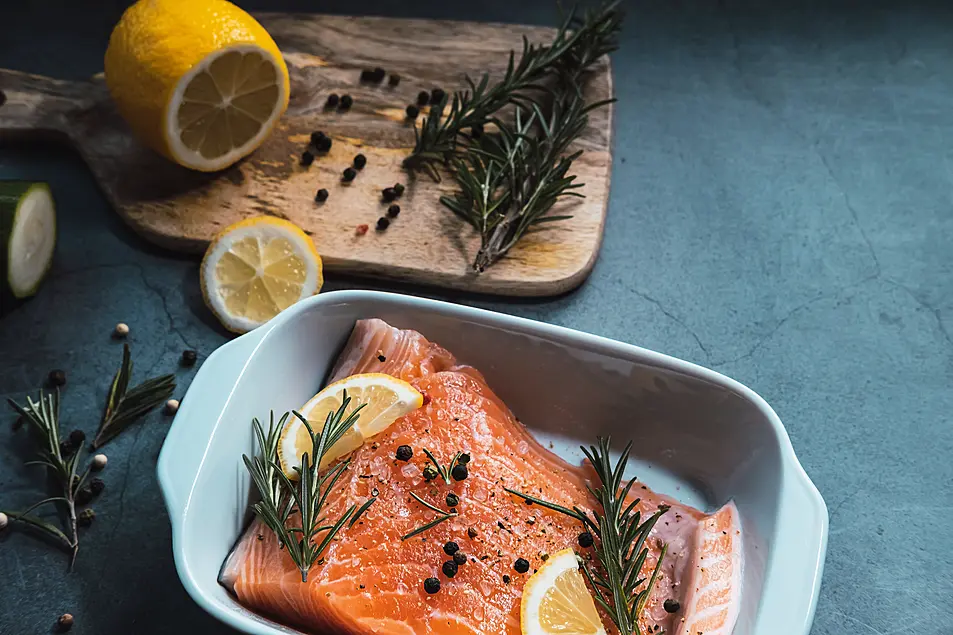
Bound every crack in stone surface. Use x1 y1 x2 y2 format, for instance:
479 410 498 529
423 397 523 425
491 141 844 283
132 263 196 352
631 287 713 364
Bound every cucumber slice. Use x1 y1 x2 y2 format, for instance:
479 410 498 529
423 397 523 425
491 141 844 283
0 182 56 299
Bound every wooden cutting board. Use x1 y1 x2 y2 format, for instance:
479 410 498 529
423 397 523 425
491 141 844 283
0 13 612 296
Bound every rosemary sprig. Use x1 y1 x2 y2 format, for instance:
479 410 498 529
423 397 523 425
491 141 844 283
404 2 623 174
505 437 669 635
421 448 464 485
442 96 609 271
401 492 457 541
93 343 175 448
2 390 94 567
242 392 376 582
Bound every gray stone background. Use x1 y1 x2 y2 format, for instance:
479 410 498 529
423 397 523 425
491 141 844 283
1 0 951 633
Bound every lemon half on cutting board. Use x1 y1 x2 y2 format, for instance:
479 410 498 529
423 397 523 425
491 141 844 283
104 0 290 172
278 374 424 478
201 217 322 333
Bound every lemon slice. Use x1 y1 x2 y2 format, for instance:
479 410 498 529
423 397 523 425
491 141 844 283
278 373 423 478
200 217 322 333
104 0 290 172
522 548 607 635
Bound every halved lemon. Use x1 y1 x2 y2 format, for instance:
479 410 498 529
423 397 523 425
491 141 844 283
104 0 290 171
278 373 424 478
200 217 322 333
522 548 607 635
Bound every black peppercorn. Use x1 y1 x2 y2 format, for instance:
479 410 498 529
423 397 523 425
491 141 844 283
77 508 95 527
423 577 440 594
457 453 470 464
405 104 419 119
663 599 680 613
577 531 594 548
339 94 353 110
422 465 438 481
325 93 340 108
387 204 400 218
445 493 459 508
342 167 357 182
353 153 367 169
395 445 413 461
315 188 329 203
417 90 430 105
442 560 458 578
48 369 66 387
311 132 332 153
444 541 460 556
377 354 386 362
381 187 397 202
300 151 314 166
393 183 405 196
376 217 390 231
69 429 85 447
388 73 401 86
430 88 446 104
75 487 93 505
513 558 530 573
450 464 468 482
453 551 467 566
181 349 198 366
502 574 511 584
90 478 105 496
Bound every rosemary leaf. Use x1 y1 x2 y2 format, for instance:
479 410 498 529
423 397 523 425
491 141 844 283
4 389 100 567
409 492 448 515
348 497 376 529
243 391 373 583
506 437 669 635
400 513 456 541
93 343 175 448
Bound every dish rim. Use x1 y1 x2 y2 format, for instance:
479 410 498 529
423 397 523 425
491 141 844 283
157 289 829 635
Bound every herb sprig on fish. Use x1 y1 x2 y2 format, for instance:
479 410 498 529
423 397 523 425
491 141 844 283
505 437 669 635
243 393 376 583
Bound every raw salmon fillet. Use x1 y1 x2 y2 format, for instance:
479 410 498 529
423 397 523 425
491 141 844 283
221 319 743 635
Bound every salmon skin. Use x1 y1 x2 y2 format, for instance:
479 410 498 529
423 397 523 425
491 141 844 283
221 319 743 635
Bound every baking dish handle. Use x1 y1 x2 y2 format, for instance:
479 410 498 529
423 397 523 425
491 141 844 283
156 327 268 523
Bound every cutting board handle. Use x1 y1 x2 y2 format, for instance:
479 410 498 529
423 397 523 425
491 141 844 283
0 69 92 138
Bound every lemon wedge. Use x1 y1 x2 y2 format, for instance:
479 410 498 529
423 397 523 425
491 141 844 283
104 0 290 171
522 548 607 635
278 373 423 478
200 217 322 333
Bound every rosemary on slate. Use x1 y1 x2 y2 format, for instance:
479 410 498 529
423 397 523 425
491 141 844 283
93 343 176 448
505 438 669 635
2 390 92 567
401 492 457 541
243 393 375 582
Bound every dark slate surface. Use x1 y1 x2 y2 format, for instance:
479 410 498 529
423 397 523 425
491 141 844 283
1 1 951 633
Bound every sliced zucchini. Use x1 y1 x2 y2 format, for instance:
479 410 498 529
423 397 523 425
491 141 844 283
0 181 56 299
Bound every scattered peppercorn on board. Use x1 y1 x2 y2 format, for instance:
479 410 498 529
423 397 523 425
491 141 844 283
0 13 612 296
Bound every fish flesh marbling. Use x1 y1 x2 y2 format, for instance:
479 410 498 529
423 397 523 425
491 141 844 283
221 319 742 635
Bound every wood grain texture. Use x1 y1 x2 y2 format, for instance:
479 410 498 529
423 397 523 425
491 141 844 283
0 13 613 296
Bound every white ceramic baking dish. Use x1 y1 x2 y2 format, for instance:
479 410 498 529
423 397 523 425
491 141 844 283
157 290 828 635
